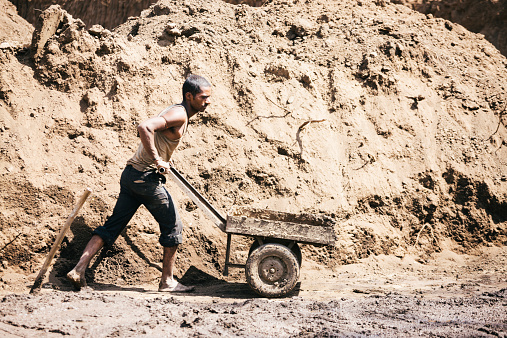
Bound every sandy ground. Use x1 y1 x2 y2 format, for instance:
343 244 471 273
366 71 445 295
1 246 506 337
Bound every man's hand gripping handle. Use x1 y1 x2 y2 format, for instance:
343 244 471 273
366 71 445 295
156 159 173 174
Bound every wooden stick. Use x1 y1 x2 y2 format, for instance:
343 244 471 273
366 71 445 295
30 188 92 294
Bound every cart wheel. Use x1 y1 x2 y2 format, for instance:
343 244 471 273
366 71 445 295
245 243 300 298
249 239 302 268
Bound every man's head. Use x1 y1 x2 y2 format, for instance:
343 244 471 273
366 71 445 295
182 75 211 113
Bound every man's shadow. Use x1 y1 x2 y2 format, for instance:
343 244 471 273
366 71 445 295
47 216 102 290
49 216 161 292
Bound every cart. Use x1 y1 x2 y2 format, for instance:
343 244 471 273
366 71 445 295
164 166 336 298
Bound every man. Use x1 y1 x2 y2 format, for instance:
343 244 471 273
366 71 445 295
67 75 212 292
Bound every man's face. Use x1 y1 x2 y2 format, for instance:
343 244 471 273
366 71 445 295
189 86 211 112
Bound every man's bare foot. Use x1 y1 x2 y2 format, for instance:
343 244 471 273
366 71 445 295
158 280 195 293
67 269 87 290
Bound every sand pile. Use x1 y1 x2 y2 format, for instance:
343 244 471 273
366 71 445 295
0 0 506 292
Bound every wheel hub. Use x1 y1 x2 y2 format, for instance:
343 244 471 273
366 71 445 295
259 256 285 283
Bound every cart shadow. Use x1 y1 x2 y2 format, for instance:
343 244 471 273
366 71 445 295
179 266 302 299
179 265 258 299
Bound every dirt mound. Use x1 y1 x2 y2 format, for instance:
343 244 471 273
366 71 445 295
0 0 506 293
7 0 507 59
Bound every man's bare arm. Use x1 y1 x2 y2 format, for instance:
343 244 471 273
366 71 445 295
138 116 167 161
137 108 186 168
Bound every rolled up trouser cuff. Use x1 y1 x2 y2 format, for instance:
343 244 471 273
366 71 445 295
159 233 183 247
92 227 118 247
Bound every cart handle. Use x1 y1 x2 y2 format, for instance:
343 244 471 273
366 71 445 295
161 166 227 231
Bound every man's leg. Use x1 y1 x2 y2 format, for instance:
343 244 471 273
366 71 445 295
67 167 142 289
143 183 193 292
67 235 104 289
158 245 194 292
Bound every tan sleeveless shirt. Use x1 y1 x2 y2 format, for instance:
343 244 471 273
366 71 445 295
126 104 187 172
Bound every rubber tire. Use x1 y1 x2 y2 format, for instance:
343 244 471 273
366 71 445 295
245 243 300 298
248 239 302 268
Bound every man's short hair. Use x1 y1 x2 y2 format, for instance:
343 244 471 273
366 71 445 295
182 75 211 100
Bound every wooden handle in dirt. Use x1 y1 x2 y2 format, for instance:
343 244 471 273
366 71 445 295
30 187 92 294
